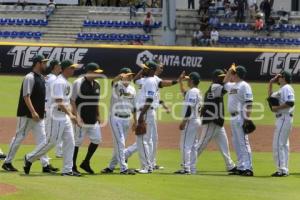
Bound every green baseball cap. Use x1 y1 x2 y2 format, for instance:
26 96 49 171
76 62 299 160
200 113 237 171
280 71 292 83
236 66 247 79
60 60 79 70
33 54 49 64
86 62 103 73
120 67 134 75
185 72 201 84
49 59 60 69
140 61 158 71
212 69 226 78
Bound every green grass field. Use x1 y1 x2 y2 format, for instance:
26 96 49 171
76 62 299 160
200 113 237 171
0 75 299 126
1 75 300 200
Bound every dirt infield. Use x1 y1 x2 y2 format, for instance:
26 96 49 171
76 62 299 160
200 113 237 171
1 117 300 152
0 183 17 196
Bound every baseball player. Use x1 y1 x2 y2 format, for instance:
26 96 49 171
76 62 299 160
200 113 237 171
125 60 178 170
24 60 81 177
135 61 160 174
101 68 137 175
197 69 236 172
223 65 254 176
45 60 64 158
0 149 6 160
71 63 102 175
2 55 58 173
268 71 295 177
174 72 201 175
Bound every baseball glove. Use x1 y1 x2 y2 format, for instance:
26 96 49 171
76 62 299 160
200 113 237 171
135 120 147 136
267 96 280 111
243 120 256 134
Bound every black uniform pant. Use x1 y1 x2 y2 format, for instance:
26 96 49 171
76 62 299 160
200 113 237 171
188 0 195 9
85 0 92 6
236 6 244 22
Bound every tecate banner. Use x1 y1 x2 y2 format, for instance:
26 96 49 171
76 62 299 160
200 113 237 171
0 44 300 81
0 0 78 4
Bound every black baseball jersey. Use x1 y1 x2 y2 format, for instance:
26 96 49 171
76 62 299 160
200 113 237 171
17 72 46 119
201 83 226 126
72 77 100 124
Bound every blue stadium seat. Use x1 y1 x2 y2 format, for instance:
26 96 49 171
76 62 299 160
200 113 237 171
16 18 24 25
25 32 33 39
117 34 126 41
106 21 114 28
77 33 85 40
7 18 16 25
24 19 32 26
32 19 40 26
33 32 42 39
153 21 162 28
18 31 25 38
10 31 18 38
3 31 11 38
91 20 99 27
39 19 48 26
98 20 106 27
134 34 142 40
100 33 109 41
114 21 122 28
92 33 101 40
125 34 134 41
137 21 143 28
141 34 150 41
83 20 91 27
85 33 93 40
0 18 7 25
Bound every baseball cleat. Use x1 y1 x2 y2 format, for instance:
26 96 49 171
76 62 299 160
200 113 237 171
137 169 152 174
0 153 6 160
23 155 32 175
174 170 191 175
56 155 63 159
154 165 164 170
101 167 114 174
228 167 238 173
120 169 136 175
80 161 95 174
271 172 288 177
228 169 243 176
2 163 18 172
43 164 59 173
240 169 254 177
61 171 82 177
72 166 81 174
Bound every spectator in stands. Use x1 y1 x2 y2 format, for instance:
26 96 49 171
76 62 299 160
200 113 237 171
200 15 209 31
17 0 27 10
260 0 271 22
249 3 258 20
254 15 264 33
188 0 195 9
210 27 219 45
143 12 155 33
198 0 210 16
278 9 289 25
192 29 204 46
130 39 144 45
130 0 147 19
85 0 93 6
200 29 211 46
46 0 56 19
223 0 232 18
208 15 219 29
235 0 247 22
266 15 275 36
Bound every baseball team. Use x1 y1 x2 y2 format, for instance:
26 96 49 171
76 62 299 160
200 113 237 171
0 54 295 177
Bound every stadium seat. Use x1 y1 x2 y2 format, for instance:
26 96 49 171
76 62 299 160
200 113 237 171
10 31 18 38
83 20 91 27
2 31 11 38
7 18 16 25
25 32 33 39
0 18 8 25
16 18 24 25
33 32 42 39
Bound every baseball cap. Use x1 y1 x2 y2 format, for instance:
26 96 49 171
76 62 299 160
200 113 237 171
49 59 60 69
33 54 49 64
140 61 158 71
86 62 103 73
185 72 201 84
280 71 292 83
235 66 247 79
120 67 134 75
60 60 79 70
212 69 226 78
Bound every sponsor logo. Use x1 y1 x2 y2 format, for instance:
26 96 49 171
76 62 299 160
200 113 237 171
136 50 203 68
8 46 88 68
255 53 300 75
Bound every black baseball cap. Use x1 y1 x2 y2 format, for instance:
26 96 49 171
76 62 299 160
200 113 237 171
33 54 49 65
60 60 79 70
86 62 103 73
120 67 134 75
280 71 292 83
185 72 201 85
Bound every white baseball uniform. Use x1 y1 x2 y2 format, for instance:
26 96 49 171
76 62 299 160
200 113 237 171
180 87 201 173
45 73 63 157
136 76 159 171
271 84 295 174
108 81 136 172
224 81 253 171
27 74 75 174
5 72 49 167
124 75 161 166
71 77 102 147
197 83 236 171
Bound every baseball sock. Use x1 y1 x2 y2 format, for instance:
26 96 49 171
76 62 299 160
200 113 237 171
83 143 98 162
73 146 79 167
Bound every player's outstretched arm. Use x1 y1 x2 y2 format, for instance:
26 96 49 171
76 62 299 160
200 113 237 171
133 69 144 83
178 71 187 95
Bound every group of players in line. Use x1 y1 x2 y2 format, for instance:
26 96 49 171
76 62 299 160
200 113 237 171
0 54 295 177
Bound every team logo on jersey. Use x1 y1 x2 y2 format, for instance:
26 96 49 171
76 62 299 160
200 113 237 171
65 86 70 96
188 98 196 103
147 91 154 96
288 94 294 100
229 89 238 94
245 93 253 99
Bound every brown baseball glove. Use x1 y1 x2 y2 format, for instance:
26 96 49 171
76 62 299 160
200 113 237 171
135 120 147 135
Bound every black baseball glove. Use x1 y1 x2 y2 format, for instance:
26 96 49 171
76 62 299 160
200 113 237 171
267 96 280 111
243 119 256 134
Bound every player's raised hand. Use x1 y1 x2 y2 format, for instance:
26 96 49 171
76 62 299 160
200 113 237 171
270 74 281 83
178 71 186 82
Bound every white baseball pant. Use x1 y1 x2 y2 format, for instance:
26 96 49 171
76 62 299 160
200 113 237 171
125 143 137 159
74 123 101 147
5 117 49 167
180 119 201 173
230 114 252 171
197 122 236 171
108 115 131 172
137 109 156 171
56 141 63 157
27 116 75 173
273 113 293 174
